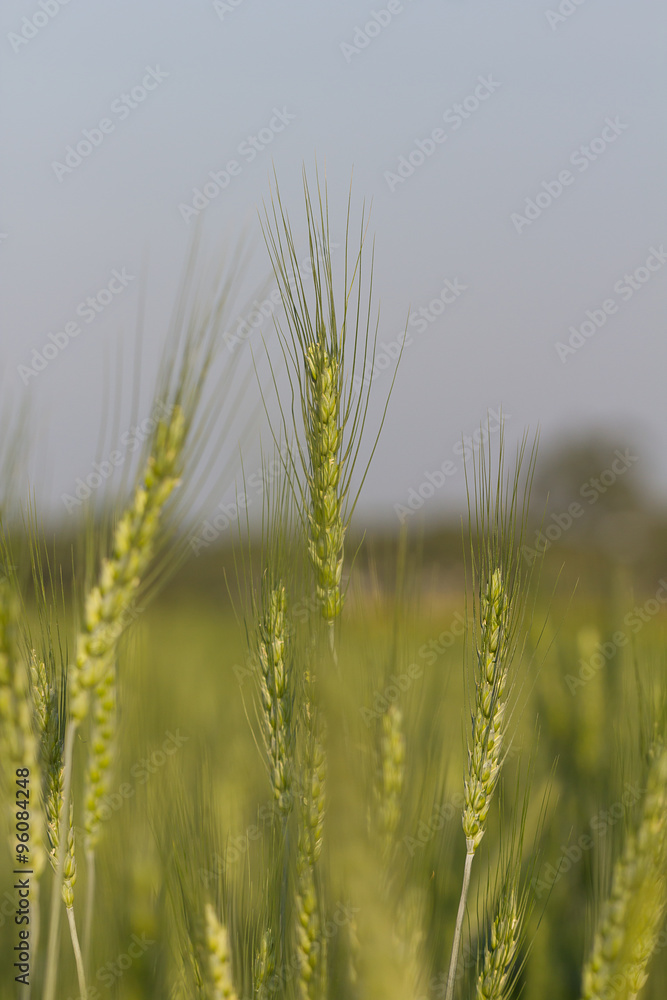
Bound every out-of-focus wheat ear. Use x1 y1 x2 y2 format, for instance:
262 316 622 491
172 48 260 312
295 715 327 1000
0 584 46 877
82 661 117 964
347 909 361 989
0 586 48 1000
83 666 116 848
390 884 426 999
68 404 185 723
580 740 667 1000
204 902 238 1000
375 703 406 863
26 649 58 990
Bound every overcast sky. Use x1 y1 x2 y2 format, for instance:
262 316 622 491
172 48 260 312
2 0 666 530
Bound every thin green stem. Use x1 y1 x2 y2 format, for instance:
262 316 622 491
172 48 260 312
43 720 76 1000
446 850 475 1000
66 903 87 1000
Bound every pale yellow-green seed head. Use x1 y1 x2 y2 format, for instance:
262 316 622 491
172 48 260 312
204 903 237 1000
463 568 509 853
304 341 345 624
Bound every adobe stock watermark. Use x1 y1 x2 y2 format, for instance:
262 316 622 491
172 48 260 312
223 243 340 354
555 245 667 363
403 794 464 857
51 67 169 181
93 729 190 825
178 107 296 224
199 797 289 885
189 442 289 555
352 276 469 394
531 783 642 898
403 748 522 859
8 0 73 55
61 400 174 513
511 117 629 234
544 0 589 31
16 267 135 385
360 610 467 725
65 933 154 1000
565 580 667 695
232 593 333 688
384 75 501 193
340 0 417 63
394 409 505 523
199 771 314 885
212 0 246 19
521 448 638 565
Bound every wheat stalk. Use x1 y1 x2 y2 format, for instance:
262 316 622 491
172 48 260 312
445 430 537 1000
446 568 512 1000
376 702 406 862
262 170 398 649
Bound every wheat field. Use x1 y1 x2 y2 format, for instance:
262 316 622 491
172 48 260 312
1 177 667 1000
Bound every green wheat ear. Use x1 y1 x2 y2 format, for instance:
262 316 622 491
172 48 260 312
257 581 294 817
445 427 538 1000
463 567 510 853
235 444 300 819
304 339 344 623
261 167 401 635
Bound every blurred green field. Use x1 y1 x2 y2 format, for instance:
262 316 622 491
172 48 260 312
4 528 667 999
